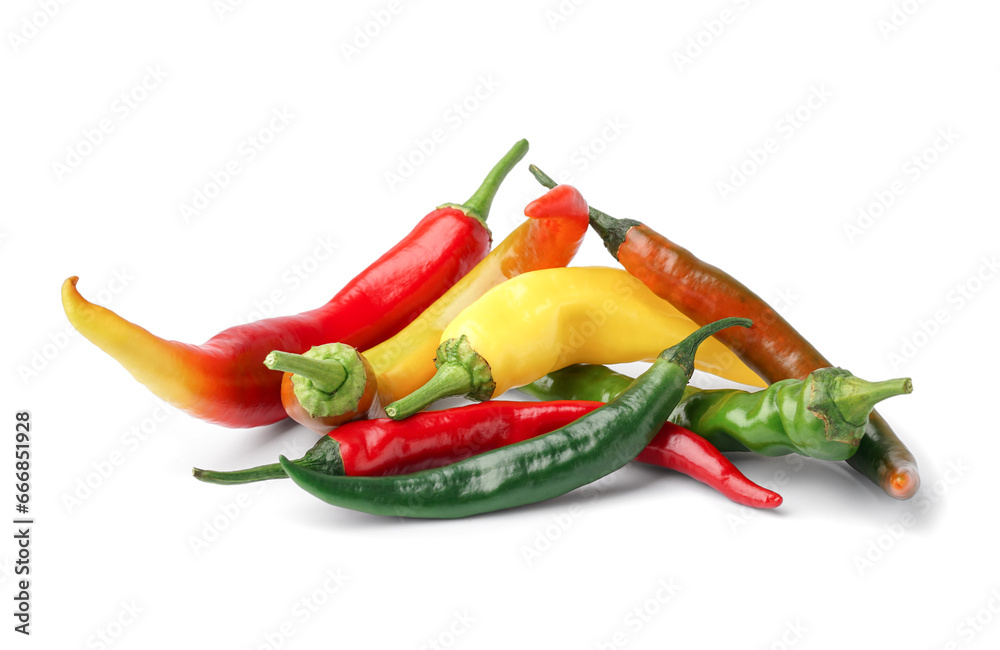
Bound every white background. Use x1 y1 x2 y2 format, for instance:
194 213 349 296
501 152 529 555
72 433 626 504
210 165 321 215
3 1 999 648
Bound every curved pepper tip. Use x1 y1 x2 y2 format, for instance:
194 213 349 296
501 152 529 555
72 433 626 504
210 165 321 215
524 184 589 222
62 275 96 324
61 275 81 304
761 491 783 508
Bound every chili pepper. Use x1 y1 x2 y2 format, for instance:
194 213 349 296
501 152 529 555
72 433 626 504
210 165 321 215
529 164 919 499
260 344 382 435
384 266 764 420
193 400 781 508
638 426 782 509
262 183 591 426
519 367 782 508
672 369 912 460
523 363 912 461
59 140 527 428
276 317 752 518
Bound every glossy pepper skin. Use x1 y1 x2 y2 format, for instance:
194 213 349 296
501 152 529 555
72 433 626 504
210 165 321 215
59 140 527 428
526 364 912 462
384 267 763 419
519 367 781 508
277 318 752 519
642 429 782 509
528 165 919 499
672 370 912 460
192 400 781 509
320 183 591 418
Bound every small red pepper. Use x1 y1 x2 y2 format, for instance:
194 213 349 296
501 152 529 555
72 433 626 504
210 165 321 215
193 401 781 509
637 424 781 508
62 140 528 428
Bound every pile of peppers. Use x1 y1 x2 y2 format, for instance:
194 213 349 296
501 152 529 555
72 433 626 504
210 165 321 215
64 139 917 520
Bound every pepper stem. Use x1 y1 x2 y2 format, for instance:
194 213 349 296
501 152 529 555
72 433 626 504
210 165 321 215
192 435 345 485
385 335 495 419
528 163 557 189
833 376 913 427
528 164 638 258
384 363 472 420
264 350 347 394
661 317 754 377
461 139 529 222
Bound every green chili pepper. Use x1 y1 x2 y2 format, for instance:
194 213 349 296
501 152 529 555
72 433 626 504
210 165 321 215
278 317 752 519
521 365 912 462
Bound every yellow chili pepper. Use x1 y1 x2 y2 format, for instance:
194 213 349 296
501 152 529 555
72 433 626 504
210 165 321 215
384 266 766 419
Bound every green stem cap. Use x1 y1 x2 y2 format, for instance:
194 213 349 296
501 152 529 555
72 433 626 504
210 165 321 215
384 335 495 420
192 435 345 485
830 376 913 427
459 139 529 222
265 344 371 418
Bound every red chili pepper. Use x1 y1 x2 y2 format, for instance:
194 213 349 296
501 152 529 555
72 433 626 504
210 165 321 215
61 140 528 428
529 165 918 500
193 400 781 509
636 424 781 508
